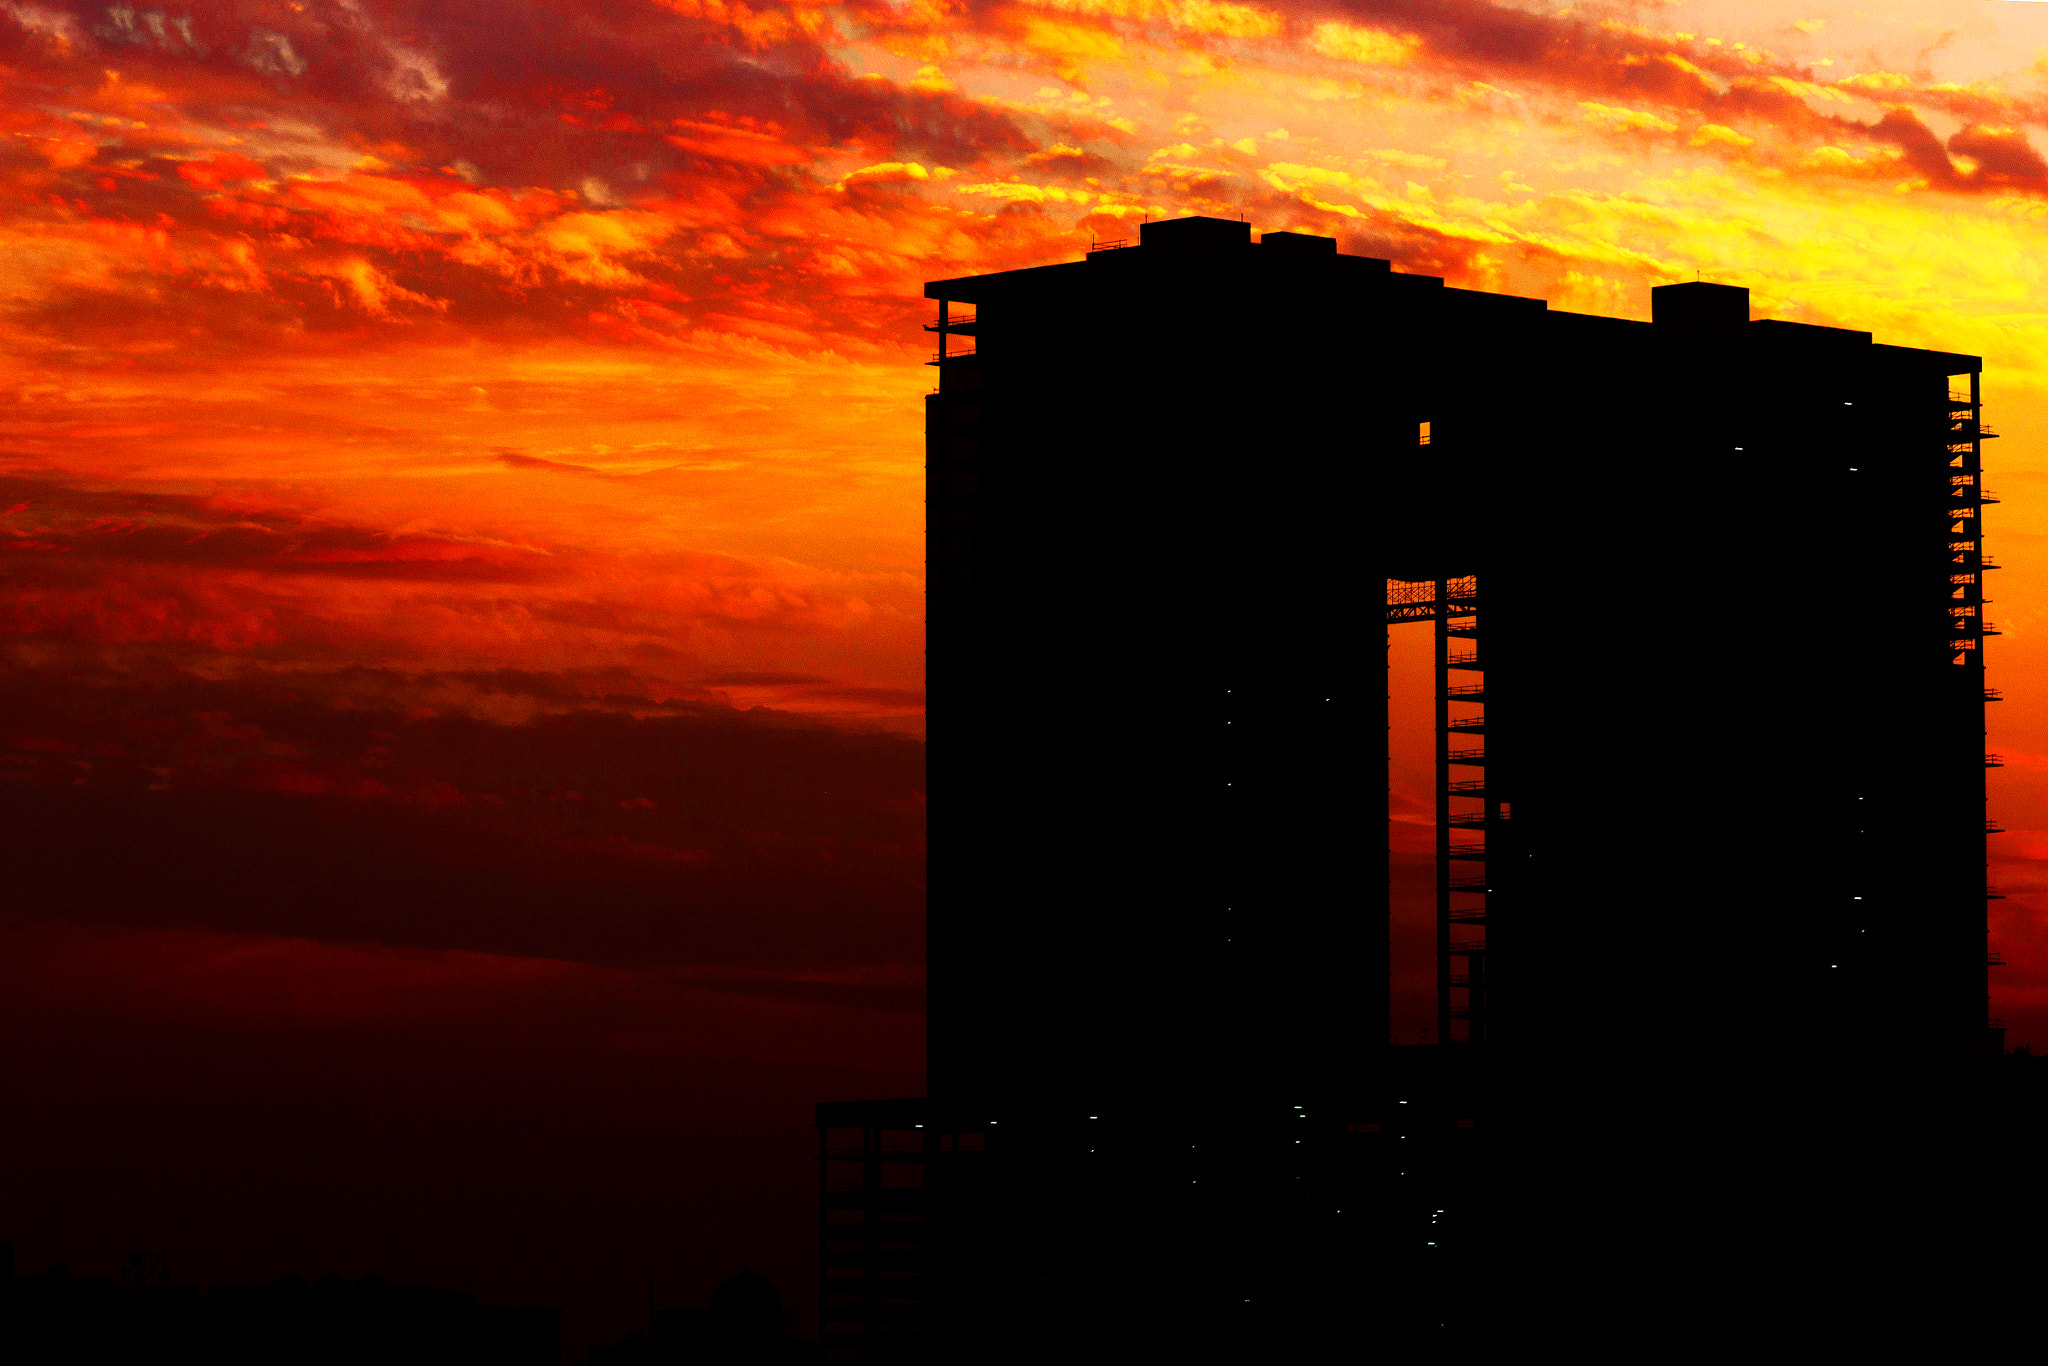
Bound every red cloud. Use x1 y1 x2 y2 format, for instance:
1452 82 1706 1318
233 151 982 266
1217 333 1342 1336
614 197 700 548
1949 123 2048 189
176 150 268 189
666 117 815 166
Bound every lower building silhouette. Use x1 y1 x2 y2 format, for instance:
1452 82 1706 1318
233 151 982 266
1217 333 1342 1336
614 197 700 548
586 1269 817 1365
0 1251 560 1365
819 1053 2048 1358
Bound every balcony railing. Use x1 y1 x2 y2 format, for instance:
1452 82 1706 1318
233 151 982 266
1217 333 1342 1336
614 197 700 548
1386 576 1478 606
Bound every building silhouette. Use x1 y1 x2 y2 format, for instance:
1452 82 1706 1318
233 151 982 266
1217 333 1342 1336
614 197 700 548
586 1268 815 1365
819 216 2011 1358
0 1253 561 1365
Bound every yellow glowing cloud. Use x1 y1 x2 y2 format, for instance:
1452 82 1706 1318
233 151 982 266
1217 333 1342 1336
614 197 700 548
1691 124 1755 150
1307 23 1419 66
537 210 682 286
1578 103 1681 136
1837 71 1914 93
1018 0 1280 39
839 162 933 188
1021 16 1126 79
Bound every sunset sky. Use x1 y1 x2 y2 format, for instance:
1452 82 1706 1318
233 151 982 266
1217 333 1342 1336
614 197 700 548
7 0 2048 1349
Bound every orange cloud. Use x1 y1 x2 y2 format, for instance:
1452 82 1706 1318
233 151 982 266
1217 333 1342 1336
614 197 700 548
175 150 268 189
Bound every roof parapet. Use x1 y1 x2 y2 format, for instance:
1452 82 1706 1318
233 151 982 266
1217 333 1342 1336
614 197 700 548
1137 215 1252 255
1260 231 1337 256
1652 281 1750 328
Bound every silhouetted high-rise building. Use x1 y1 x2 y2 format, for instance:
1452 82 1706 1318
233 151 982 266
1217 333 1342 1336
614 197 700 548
820 216 2002 1360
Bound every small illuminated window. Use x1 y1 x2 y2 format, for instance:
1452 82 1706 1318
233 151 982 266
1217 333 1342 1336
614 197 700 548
1419 420 1433 445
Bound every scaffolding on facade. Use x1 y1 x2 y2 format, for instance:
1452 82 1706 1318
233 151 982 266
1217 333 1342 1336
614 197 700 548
1387 573 1492 1045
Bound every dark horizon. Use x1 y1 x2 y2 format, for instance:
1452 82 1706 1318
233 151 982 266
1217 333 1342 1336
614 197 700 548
0 683 925 1358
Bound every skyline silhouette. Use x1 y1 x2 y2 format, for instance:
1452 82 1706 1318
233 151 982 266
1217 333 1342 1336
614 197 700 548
1 1245 822 1364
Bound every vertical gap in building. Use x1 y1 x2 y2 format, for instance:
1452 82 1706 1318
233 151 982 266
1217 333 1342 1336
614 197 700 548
1388 611 1438 1044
